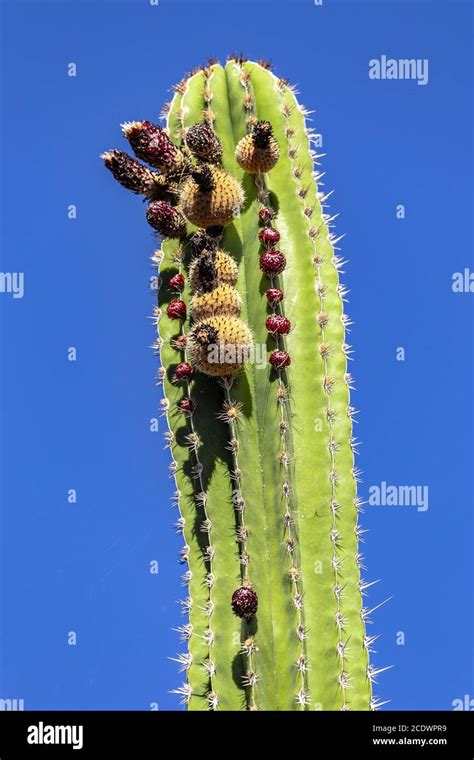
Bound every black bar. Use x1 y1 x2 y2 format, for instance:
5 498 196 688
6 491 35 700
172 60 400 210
0 710 472 757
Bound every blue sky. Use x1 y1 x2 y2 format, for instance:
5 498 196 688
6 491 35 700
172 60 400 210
0 0 472 710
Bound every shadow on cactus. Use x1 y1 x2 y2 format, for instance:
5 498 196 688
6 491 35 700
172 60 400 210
101 56 387 712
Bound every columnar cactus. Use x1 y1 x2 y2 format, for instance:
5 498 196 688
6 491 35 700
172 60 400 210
102 57 384 711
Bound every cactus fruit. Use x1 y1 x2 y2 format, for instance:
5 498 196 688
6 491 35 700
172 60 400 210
191 284 242 321
189 249 239 292
235 120 280 173
122 120 187 177
101 150 158 197
188 316 252 377
102 58 380 712
146 200 187 238
180 164 245 228
185 123 223 164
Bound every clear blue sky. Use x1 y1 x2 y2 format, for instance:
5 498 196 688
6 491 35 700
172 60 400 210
0 0 472 710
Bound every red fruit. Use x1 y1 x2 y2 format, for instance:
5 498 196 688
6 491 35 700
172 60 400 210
123 120 179 171
231 586 258 621
266 288 284 307
174 362 193 380
179 398 195 413
166 300 187 320
266 315 291 335
259 249 286 276
146 201 187 238
259 207 276 223
259 227 280 246
169 273 185 291
101 150 154 195
269 350 291 369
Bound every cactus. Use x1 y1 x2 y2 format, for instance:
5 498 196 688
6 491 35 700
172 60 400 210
102 57 383 711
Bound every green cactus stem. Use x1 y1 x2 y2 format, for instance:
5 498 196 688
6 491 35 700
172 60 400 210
102 57 384 711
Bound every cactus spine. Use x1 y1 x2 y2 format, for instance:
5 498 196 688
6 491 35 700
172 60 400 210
102 58 383 711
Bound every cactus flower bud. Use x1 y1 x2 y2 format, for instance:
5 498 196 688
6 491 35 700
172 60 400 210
231 586 258 621
179 398 195 413
166 300 187 320
269 350 291 370
174 362 193 380
259 227 280 246
259 250 286 276
266 288 284 307
259 206 276 223
265 315 291 335
169 273 185 291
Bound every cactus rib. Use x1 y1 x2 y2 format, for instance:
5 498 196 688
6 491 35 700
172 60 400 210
236 66 309 705
222 62 302 709
262 64 372 709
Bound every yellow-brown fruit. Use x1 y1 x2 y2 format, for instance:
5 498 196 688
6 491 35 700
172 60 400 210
235 120 280 174
188 316 252 377
180 164 244 228
189 249 239 293
191 284 242 321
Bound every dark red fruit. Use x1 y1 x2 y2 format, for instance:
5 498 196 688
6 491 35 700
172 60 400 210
179 398 195 413
259 227 280 246
124 121 178 170
231 586 258 621
169 273 185 291
259 249 286 276
166 300 187 320
269 350 291 370
146 201 187 238
266 315 291 335
101 150 153 195
266 288 284 307
174 362 193 380
259 207 276 223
